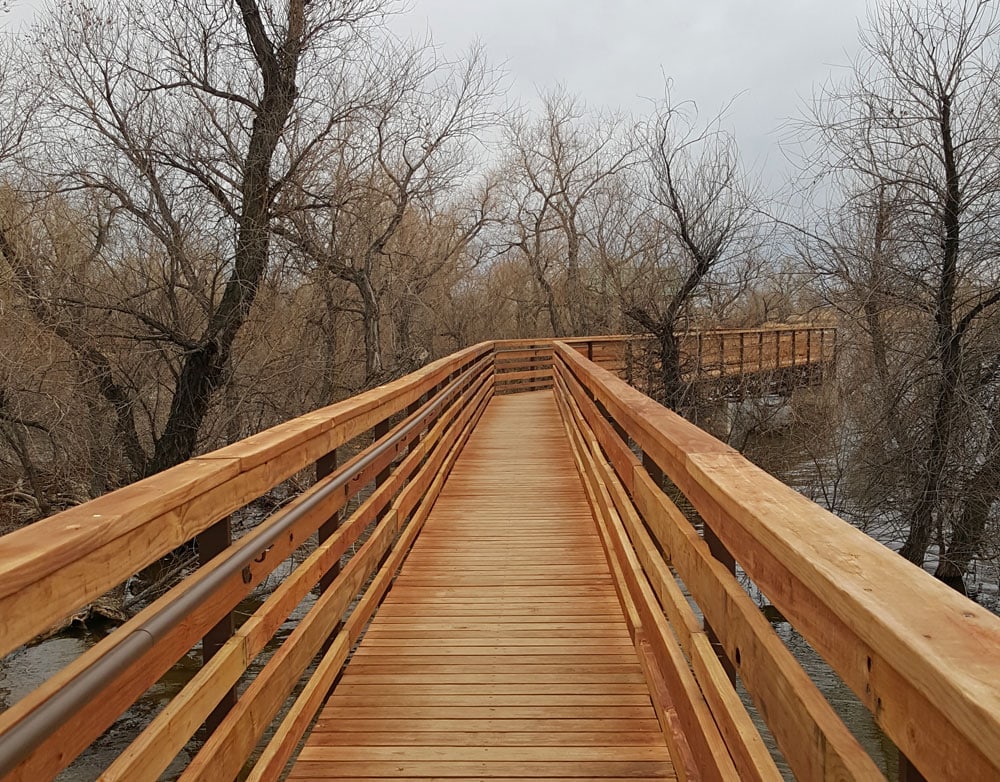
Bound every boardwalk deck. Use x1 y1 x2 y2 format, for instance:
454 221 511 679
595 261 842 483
289 391 675 780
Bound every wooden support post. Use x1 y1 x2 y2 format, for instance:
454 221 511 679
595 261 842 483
703 521 737 684
197 517 235 735
718 333 725 375
316 450 340 593
407 398 422 456
738 332 745 375
374 419 391 487
899 755 927 781
696 333 704 378
791 329 797 368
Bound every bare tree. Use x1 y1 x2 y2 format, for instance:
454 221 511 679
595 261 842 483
801 0 1000 592
500 89 636 337
626 96 760 408
278 42 500 386
2 0 394 479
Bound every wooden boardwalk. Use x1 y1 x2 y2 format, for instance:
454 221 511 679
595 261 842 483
289 391 675 780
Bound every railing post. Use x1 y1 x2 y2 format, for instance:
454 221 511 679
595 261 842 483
315 450 340 593
197 516 235 734
374 419 391 488
703 522 738 684
758 330 764 372
899 756 927 781
738 331 745 375
791 329 797 368
407 398 423 456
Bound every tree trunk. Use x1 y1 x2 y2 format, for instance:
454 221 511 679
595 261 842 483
658 327 685 409
935 402 1000 594
899 92 963 567
147 0 303 475
357 270 384 386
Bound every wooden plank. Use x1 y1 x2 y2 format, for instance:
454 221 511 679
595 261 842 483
287 392 674 781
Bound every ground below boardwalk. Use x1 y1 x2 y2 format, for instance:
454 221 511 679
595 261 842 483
289 390 675 780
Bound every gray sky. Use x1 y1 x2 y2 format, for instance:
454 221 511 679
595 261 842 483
390 1 871 184
4 0 872 185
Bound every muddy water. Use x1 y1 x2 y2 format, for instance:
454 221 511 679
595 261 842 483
0 629 202 779
0 554 319 781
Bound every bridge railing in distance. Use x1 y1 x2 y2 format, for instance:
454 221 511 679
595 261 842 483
0 343 497 781
563 325 837 386
492 339 554 394
551 340 1000 781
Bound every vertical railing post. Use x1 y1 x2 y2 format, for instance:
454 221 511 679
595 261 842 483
718 333 725 375
791 329 797 368
197 517 235 734
738 331 745 375
374 418 391 488
758 330 764 372
316 450 340 593
407 397 423 456
696 332 704 378
703 522 737 683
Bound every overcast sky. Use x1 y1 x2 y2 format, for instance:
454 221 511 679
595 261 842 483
389 0 872 186
3 0 872 186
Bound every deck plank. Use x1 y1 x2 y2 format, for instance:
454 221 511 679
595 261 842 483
289 391 675 780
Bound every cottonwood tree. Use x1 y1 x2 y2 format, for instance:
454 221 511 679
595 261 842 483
499 89 635 337
2 0 394 479
801 0 1000 592
625 97 760 408
278 42 500 387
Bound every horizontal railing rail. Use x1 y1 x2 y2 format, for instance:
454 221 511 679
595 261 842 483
550 340 1000 781
492 339 554 395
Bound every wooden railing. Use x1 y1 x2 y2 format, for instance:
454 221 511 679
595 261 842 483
1 330 997 782
563 325 837 386
0 344 496 781
550 340 1000 781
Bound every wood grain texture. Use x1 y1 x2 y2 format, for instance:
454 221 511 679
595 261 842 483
289 392 675 781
